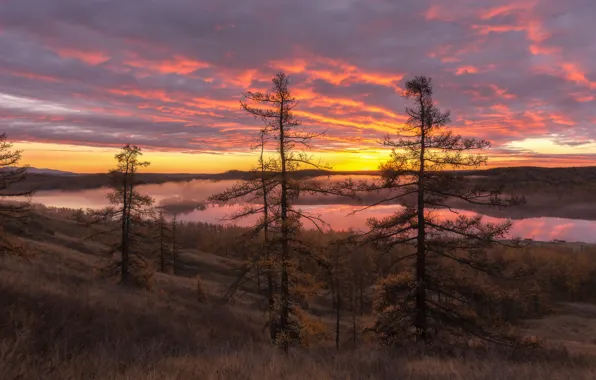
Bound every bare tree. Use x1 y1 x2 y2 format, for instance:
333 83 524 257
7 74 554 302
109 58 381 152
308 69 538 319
364 76 523 345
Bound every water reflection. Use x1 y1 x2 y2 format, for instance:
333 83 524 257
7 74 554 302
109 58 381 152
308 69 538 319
29 179 596 244
176 204 596 244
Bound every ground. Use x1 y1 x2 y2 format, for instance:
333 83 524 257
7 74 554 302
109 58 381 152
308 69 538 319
1 210 596 379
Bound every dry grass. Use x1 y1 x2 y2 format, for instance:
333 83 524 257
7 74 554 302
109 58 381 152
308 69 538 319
521 303 596 356
2 212 596 379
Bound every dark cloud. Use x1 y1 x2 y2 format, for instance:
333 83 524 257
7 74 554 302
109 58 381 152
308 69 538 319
0 0 594 165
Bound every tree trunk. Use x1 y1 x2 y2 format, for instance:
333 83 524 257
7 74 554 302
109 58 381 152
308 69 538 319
121 225 129 284
352 283 357 346
120 176 129 285
335 278 341 350
172 216 178 275
159 219 166 273
261 152 277 344
415 102 427 342
267 271 276 342
279 98 290 353
256 263 261 291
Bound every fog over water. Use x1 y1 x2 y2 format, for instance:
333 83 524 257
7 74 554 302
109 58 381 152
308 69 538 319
30 179 596 244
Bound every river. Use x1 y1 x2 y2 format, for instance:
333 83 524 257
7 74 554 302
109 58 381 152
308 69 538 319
29 179 596 244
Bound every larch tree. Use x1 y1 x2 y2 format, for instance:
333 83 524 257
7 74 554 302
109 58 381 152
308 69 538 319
90 144 154 286
209 128 279 341
170 214 180 275
0 133 34 254
154 208 173 273
319 232 373 349
322 236 357 350
365 76 523 346
211 72 353 351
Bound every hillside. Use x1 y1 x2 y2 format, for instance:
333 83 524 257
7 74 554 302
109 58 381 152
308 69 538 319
2 209 596 378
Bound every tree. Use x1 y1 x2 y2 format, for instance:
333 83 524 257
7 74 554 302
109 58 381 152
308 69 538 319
211 73 353 351
171 214 181 275
316 231 374 349
0 133 34 254
154 208 172 273
209 128 279 341
90 145 154 286
322 236 356 350
365 76 523 345
246 73 331 351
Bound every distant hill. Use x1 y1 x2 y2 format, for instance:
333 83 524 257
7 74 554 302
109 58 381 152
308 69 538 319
9 166 596 194
25 167 79 176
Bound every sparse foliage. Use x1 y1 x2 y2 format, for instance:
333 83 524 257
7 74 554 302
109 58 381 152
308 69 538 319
87 145 154 287
153 208 173 273
0 133 34 255
210 73 355 351
363 76 524 346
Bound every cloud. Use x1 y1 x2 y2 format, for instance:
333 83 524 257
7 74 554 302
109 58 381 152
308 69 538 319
0 0 594 168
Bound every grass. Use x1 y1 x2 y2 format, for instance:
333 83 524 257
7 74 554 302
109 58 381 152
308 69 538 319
2 210 596 379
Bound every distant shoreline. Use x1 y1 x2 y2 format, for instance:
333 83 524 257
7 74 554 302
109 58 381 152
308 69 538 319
10 166 596 222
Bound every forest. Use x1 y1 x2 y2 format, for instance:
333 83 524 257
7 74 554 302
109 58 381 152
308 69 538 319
1 74 596 379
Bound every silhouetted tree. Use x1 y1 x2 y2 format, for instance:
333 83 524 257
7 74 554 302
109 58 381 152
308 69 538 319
0 133 34 254
364 76 523 346
171 214 181 275
211 73 354 351
318 233 372 349
323 238 353 350
154 208 173 273
89 145 154 286
209 128 280 341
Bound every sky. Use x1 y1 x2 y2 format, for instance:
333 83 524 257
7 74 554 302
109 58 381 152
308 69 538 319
1 0 595 173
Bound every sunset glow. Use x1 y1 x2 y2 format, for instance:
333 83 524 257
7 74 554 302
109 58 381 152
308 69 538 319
0 0 594 173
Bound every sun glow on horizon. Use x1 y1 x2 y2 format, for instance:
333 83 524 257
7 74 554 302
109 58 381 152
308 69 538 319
14 140 596 174
15 142 389 173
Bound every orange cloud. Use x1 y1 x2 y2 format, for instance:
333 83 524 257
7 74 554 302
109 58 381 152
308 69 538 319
561 63 596 89
479 3 529 20
125 54 210 75
269 55 403 89
471 24 525 35
55 48 110 65
226 69 259 88
108 88 178 102
186 97 239 111
550 113 575 126
4 69 59 82
424 5 441 20
295 110 399 134
572 93 595 103
454 66 479 75
529 44 560 55
150 115 191 123
489 84 516 100
293 87 403 119
487 104 514 117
